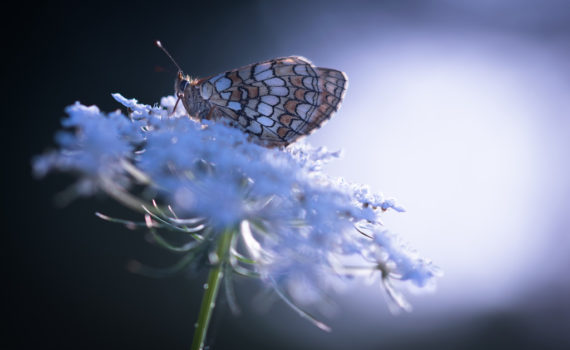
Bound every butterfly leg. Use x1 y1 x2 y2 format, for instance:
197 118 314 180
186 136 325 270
204 106 217 121
171 95 182 116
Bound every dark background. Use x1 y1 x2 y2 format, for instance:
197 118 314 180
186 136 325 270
6 1 570 349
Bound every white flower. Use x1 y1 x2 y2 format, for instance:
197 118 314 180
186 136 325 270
33 93 440 329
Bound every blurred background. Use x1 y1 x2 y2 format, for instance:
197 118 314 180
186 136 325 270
7 0 570 349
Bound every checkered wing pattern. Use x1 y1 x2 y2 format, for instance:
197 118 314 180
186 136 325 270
195 56 348 146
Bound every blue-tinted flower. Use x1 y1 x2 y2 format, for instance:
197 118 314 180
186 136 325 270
33 93 440 329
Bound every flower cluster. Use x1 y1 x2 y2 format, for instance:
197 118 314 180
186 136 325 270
33 93 440 330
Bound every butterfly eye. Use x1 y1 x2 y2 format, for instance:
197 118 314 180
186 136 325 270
179 80 190 92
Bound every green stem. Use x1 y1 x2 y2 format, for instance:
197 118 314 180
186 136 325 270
190 230 233 350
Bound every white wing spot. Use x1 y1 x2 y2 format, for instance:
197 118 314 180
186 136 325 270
296 103 311 118
264 77 285 86
228 101 242 111
220 92 231 100
294 65 308 75
257 116 275 126
215 77 232 91
255 69 274 81
261 95 279 105
257 102 273 116
270 87 289 96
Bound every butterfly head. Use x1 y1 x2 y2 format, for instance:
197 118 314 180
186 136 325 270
175 71 192 98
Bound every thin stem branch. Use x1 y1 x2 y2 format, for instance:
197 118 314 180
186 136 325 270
190 230 233 350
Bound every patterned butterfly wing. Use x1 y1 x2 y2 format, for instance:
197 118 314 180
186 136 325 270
195 56 348 147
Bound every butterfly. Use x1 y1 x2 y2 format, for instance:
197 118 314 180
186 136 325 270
157 41 348 147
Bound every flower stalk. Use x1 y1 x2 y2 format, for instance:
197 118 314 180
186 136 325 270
191 229 233 350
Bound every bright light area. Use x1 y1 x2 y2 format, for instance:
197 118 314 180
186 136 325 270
311 33 557 315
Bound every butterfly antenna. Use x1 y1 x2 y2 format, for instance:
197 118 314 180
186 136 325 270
155 40 183 72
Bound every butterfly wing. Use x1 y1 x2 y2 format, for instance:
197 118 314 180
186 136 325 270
195 56 348 146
